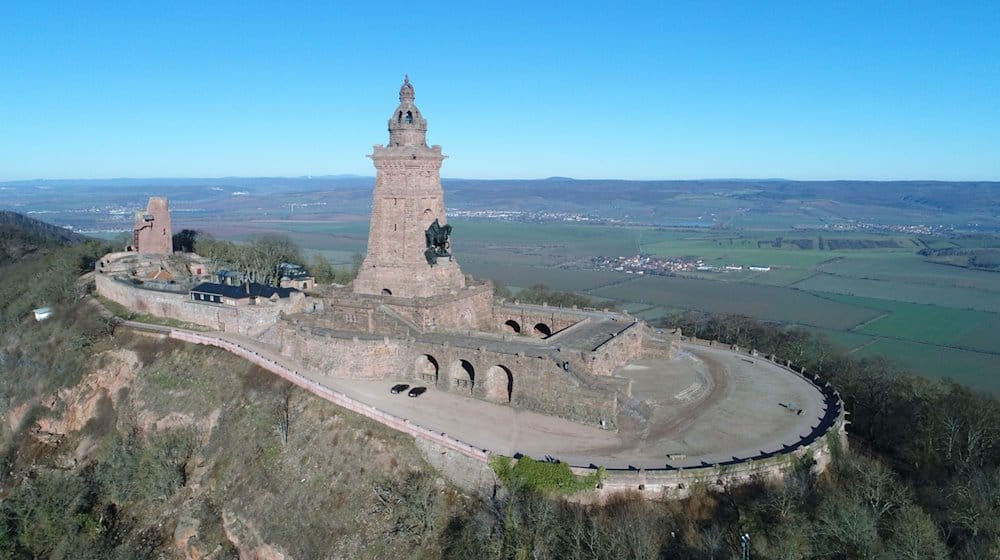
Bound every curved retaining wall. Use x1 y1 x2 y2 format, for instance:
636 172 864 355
130 321 845 499
573 339 849 499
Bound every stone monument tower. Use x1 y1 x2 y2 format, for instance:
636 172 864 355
353 77 467 298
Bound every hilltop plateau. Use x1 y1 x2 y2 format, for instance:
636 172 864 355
0 213 996 559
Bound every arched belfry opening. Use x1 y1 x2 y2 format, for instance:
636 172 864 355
405 110 413 124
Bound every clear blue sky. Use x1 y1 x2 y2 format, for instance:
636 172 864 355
1 1 998 181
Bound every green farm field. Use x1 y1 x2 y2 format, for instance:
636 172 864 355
853 338 1000 393
803 326 878 352
590 275 882 330
824 294 1000 354
795 274 1000 312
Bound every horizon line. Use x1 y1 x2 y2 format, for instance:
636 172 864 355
3 175 1000 184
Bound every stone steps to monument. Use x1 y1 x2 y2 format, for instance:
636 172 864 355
375 304 423 336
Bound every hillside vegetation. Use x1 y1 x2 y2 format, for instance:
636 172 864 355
0 213 997 559
0 211 87 266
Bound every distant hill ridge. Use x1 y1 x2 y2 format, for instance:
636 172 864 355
0 210 88 265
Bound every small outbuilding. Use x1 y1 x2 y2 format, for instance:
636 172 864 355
33 307 53 321
190 282 298 306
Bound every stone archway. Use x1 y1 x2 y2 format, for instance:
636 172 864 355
414 354 439 383
533 322 552 338
448 359 475 394
484 365 513 403
503 319 521 334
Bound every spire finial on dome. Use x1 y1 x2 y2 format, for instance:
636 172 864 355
400 75 415 101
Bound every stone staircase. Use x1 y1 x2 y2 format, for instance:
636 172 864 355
375 304 423 336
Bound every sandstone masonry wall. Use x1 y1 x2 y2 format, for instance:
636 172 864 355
275 320 621 427
95 271 308 338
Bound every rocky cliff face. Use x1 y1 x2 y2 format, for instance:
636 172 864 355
0 330 462 559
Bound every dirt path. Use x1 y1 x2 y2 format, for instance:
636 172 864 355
644 348 729 442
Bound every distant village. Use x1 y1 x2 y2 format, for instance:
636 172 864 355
823 221 946 235
448 209 622 225
591 254 771 275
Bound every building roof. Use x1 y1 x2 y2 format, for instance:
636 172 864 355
279 262 310 279
191 282 298 299
145 268 176 281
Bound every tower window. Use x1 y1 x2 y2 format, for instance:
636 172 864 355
405 111 413 124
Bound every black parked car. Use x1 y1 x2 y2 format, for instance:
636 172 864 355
407 386 427 398
390 383 410 394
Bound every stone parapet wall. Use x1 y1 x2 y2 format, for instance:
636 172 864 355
95 269 309 338
97 272 231 329
641 327 683 359
570 341 849 499
575 423 842 500
584 321 646 376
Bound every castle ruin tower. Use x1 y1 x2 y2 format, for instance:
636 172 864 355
132 197 173 255
353 76 467 298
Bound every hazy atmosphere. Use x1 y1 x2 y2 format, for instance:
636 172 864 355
2 1 999 181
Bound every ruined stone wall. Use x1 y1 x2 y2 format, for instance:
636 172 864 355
134 197 173 255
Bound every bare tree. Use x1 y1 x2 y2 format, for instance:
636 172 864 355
886 505 949 560
274 389 291 446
